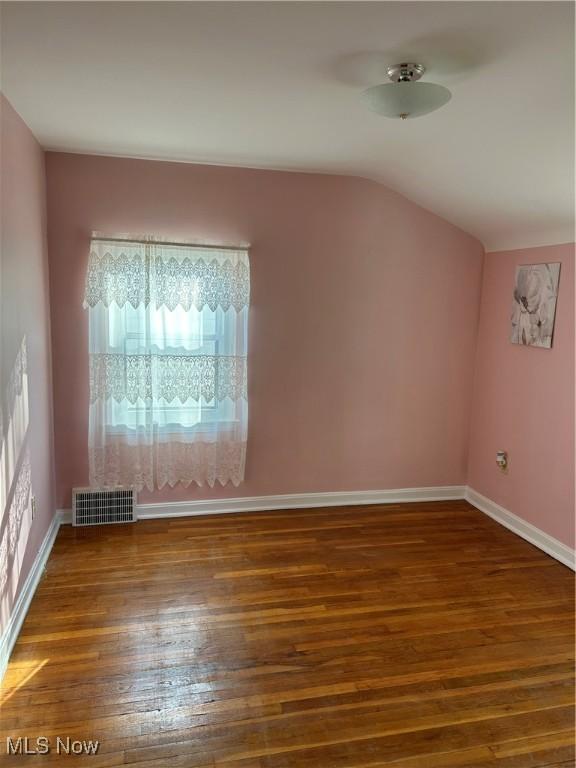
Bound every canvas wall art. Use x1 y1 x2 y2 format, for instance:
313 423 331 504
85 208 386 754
510 262 561 348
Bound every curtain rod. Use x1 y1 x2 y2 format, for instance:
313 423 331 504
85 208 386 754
91 236 249 252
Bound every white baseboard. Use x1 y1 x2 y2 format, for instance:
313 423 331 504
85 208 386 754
58 485 466 524
0 510 64 685
137 485 467 518
465 487 575 571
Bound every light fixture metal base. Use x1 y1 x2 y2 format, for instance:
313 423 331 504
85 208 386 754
386 63 425 83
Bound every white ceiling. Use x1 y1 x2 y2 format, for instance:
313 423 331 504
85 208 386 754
1 1 574 251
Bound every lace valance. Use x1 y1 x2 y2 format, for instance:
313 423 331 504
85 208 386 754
89 353 247 404
84 239 250 311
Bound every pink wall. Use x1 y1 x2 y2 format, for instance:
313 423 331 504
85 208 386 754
0 96 55 639
468 244 575 548
45 152 484 509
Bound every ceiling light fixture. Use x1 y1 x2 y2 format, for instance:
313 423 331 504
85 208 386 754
362 63 451 120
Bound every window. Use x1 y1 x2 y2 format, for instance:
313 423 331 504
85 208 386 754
98 302 237 432
84 238 249 491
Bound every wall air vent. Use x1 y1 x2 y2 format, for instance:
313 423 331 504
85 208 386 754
72 487 136 526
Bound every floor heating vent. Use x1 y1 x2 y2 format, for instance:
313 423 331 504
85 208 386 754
72 487 137 526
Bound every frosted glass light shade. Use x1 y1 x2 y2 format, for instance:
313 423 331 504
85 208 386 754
362 81 451 119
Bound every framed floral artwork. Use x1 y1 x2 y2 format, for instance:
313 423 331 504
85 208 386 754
511 262 561 348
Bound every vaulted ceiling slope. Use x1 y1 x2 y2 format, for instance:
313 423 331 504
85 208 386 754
1 1 573 251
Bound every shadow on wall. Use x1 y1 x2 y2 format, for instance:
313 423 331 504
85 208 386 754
0 336 33 636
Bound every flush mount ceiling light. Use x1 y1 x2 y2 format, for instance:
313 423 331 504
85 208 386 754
362 63 451 120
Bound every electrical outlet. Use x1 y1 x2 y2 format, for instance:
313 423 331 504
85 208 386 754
496 451 508 472
31 496 37 520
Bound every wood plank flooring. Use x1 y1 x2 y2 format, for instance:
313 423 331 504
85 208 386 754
1 500 574 766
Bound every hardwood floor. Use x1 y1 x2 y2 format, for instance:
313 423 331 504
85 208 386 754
1 500 574 767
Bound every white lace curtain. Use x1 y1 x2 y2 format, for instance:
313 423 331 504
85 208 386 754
84 238 249 491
